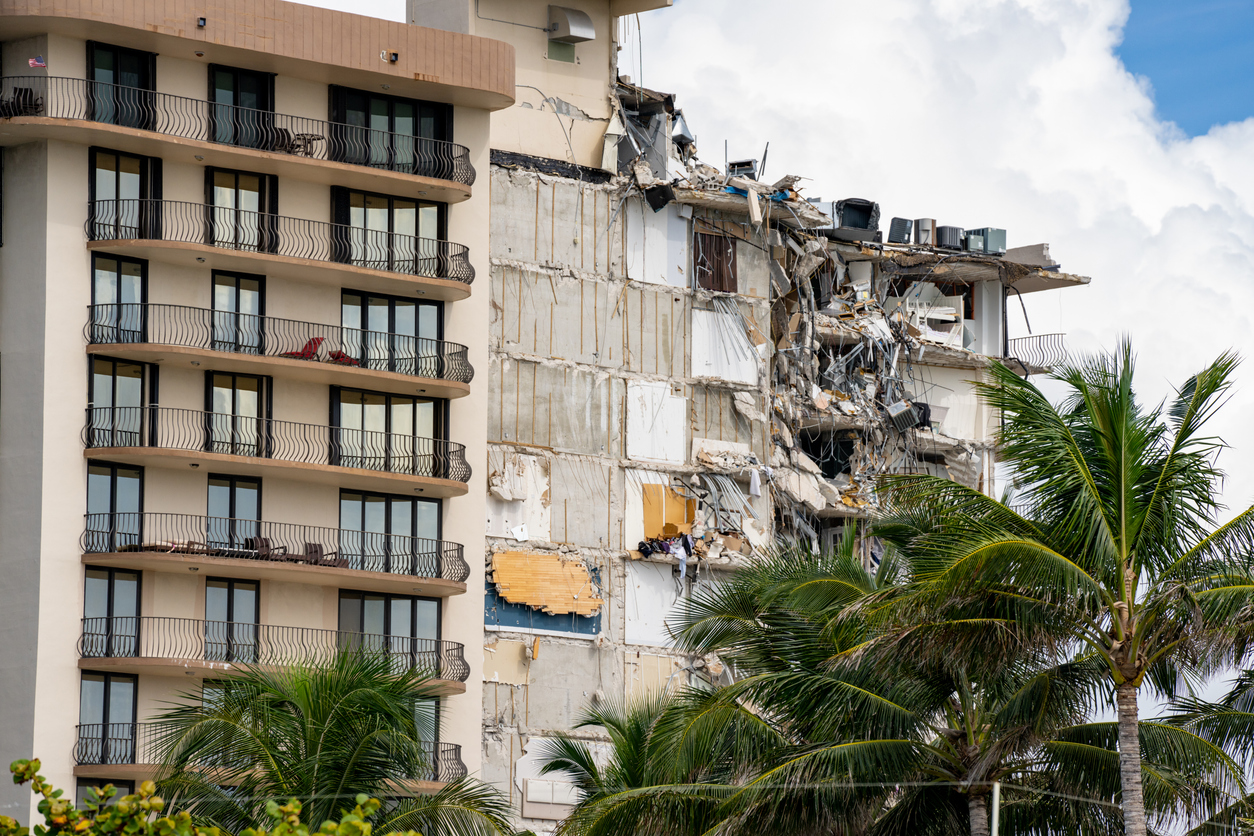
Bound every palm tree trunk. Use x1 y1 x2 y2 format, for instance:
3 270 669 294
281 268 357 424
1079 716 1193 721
969 794 990 836
1116 681 1147 836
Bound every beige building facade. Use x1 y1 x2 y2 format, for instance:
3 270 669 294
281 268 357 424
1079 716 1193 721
0 0 512 820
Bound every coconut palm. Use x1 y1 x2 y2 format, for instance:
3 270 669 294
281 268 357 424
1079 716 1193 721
150 650 510 836
876 340 1254 835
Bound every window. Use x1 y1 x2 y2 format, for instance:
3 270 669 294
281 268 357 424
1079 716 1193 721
76 779 135 808
78 672 137 765
85 461 143 553
206 372 270 457
88 148 161 240
209 64 275 149
87 41 155 129
212 271 265 354
329 86 452 172
88 358 155 448
797 429 860 480
331 187 444 275
205 578 259 663
206 168 278 252
207 475 261 551
332 387 441 475
338 590 439 670
339 490 440 574
694 232 737 293
82 567 140 658
91 255 147 344
341 290 441 375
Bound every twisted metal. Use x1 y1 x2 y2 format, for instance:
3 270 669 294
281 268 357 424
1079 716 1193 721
1007 333 1067 370
77 616 471 683
82 406 472 484
85 199 474 284
81 512 469 582
0 76 474 185
86 303 474 384
72 723 465 780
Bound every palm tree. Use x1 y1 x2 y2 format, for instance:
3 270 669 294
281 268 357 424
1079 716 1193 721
1166 669 1254 833
151 650 510 836
877 340 1254 835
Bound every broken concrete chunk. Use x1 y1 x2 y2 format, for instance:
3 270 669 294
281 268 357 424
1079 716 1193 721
732 391 767 424
791 448 823 476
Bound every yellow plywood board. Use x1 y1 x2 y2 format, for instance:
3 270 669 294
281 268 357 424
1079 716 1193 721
642 484 695 539
492 552 604 616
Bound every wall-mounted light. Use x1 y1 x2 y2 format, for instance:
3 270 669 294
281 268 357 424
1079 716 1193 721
194 51 205 58
197 16 206 27
381 84 391 90
190 463 200 468
196 256 205 262
380 50 399 63
194 155 204 161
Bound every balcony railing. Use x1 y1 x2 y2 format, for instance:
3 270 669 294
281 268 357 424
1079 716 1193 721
86 303 474 384
82 512 470 582
78 616 471 682
73 723 465 781
1006 333 1067 370
86 199 474 284
1 76 475 185
82 406 472 483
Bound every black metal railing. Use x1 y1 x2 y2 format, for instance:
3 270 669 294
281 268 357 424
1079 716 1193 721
80 512 470 582
86 304 474 384
85 199 474 284
82 406 472 483
1007 333 1066 369
0 76 475 185
72 723 464 781
77 616 471 682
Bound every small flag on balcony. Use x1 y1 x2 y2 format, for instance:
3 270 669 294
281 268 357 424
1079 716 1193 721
28 56 46 68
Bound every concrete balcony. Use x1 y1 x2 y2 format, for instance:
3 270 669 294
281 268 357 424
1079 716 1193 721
83 406 471 497
1 76 474 201
77 617 469 694
81 512 469 598
86 303 473 401
85 200 474 301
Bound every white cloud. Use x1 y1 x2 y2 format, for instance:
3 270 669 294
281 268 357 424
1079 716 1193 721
627 0 1254 512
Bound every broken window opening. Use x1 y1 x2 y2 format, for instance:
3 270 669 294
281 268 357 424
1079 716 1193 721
694 232 737 293
797 429 861 480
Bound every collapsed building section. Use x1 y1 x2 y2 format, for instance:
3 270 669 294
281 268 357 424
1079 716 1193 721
472 6 1089 830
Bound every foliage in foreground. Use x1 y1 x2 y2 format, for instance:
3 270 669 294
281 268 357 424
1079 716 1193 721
0 759 414 836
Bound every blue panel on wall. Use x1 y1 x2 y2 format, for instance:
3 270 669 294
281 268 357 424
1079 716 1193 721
483 569 602 636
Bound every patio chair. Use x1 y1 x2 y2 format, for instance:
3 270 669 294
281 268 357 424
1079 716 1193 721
326 349 361 366
304 542 347 568
271 128 296 154
279 336 324 361
251 537 288 561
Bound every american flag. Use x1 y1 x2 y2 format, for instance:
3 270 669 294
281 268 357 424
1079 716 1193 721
28 56 46 68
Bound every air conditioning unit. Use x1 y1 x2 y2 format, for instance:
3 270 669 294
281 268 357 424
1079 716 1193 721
965 233 984 253
835 198 880 231
936 226 964 250
914 218 936 246
727 159 758 179
967 227 1007 255
887 400 920 433
888 217 913 244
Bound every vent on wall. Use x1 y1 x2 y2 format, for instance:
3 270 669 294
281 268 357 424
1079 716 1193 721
548 6 595 43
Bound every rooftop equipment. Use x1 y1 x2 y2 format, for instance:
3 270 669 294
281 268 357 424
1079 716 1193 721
727 159 758 179
965 232 984 253
967 227 1007 255
834 198 880 231
914 218 936 246
936 226 964 250
888 217 913 244
548 6 596 43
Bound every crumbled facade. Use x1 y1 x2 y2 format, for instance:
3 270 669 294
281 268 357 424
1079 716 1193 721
418 1 1090 828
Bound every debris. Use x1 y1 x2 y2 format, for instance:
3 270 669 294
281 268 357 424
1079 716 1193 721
491 552 604 616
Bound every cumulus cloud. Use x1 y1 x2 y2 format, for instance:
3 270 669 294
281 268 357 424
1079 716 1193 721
622 0 1254 510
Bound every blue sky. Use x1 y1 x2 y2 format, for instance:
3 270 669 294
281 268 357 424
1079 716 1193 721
1117 0 1254 135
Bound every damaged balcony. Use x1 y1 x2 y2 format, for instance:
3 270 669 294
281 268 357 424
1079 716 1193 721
85 200 474 301
83 407 471 497
81 512 469 597
77 617 469 693
72 723 465 787
1 76 474 201
1006 333 1068 376
86 304 473 400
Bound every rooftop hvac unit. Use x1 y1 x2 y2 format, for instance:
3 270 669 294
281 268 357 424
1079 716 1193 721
967 227 1007 255
965 233 984 253
914 218 936 246
936 226 964 250
887 400 920 433
727 159 758 179
835 198 880 230
888 217 913 244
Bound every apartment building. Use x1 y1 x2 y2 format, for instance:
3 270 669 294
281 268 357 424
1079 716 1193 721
399 2 1088 831
0 0 514 819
